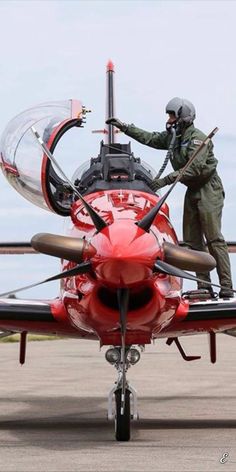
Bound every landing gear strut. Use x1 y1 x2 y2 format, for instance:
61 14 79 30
106 346 140 441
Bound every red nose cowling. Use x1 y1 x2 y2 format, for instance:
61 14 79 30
91 220 161 287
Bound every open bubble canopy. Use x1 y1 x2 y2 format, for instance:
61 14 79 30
0 99 83 216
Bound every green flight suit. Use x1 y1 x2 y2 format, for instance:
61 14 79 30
124 123 232 290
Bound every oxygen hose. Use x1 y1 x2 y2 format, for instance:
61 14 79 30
155 127 176 179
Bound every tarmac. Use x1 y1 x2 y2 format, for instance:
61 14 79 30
0 334 236 471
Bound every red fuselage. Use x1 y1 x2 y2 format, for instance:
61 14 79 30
60 189 184 345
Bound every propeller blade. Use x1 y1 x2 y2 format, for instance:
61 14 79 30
136 193 167 232
137 127 219 232
31 233 96 263
154 259 236 294
31 127 107 232
0 261 91 298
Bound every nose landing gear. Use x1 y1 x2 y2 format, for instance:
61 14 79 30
106 346 141 441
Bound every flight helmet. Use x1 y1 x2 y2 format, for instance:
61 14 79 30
165 97 196 124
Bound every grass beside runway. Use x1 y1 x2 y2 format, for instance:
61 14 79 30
0 333 61 342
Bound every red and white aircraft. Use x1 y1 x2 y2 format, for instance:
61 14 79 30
0 61 236 441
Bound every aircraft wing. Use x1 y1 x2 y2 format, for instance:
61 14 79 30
161 297 236 339
187 298 236 322
0 297 84 338
1 241 236 338
0 298 56 333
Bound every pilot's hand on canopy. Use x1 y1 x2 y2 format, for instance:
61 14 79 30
106 117 128 132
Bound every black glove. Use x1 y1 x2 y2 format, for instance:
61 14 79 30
149 177 167 192
150 171 179 192
105 117 128 132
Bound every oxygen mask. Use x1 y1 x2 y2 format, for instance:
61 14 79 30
166 121 177 133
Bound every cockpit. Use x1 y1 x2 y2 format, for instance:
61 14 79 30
0 99 156 217
73 141 155 196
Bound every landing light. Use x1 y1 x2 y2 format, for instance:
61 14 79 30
126 348 140 365
105 348 121 364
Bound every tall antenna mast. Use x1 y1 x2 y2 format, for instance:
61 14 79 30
106 60 115 145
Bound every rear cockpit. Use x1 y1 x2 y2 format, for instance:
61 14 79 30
73 141 155 196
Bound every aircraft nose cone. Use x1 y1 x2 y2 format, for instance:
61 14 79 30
92 220 161 287
98 259 151 286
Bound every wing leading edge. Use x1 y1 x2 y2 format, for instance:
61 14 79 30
0 299 56 335
0 299 54 323
0 298 60 334
160 298 236 339
0 298 96 338
186 298 236 322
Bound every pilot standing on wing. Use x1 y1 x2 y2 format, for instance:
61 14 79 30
106 98 233 298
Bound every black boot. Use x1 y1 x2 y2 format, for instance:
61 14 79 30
219 288 234 299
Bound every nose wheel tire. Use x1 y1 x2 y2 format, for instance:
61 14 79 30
115 388 131 441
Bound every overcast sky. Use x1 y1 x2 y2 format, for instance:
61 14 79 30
0 0 236 297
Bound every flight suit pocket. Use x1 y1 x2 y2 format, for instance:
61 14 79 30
210 174 223 192
205 174 225 207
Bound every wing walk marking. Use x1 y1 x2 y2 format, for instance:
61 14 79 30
189 298 236 305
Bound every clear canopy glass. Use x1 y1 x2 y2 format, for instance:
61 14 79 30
0 99 83 214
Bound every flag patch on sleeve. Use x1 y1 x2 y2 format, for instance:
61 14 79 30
193 139 203 145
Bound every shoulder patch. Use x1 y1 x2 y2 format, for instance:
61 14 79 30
180 139 189 147
192 139 203 146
